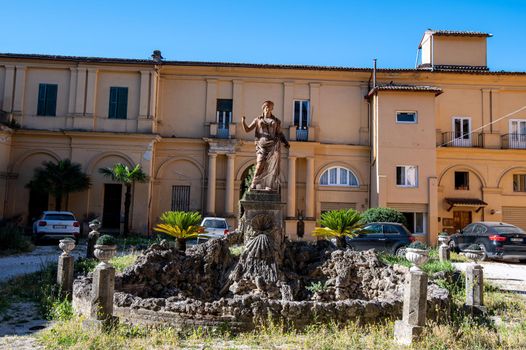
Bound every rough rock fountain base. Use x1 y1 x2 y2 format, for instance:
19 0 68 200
73 189 449 331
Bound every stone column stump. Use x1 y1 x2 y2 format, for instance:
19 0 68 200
84 244 118 330
465 263 485 314
437 235 450 262
57 238 76 296
394 248 429 345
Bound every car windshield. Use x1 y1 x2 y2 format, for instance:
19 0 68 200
203 219 227 229
44 214 75 221
493 226 525 234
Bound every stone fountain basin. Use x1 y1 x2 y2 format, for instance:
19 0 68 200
72 239 449 331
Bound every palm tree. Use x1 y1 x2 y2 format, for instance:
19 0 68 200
26 159 90 211
312 209 364 249
154 211 203 251
98 163 148 236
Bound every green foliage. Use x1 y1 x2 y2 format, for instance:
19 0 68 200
96 234 117 246
26 159 91 211
466 243 482 250
98 163 148 185
75 258 98 275
361 207 407 226
0 224 34 255
40 284 74 321
75 254 139 274
312 209 363 239
154 211 203 239
439 231 449 237
229 245 245 257
378 253 412 268
242 165 255 196
305 281 328 293
407 241 428 250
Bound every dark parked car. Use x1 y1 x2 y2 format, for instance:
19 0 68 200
449 221 526 261
345 222 416 256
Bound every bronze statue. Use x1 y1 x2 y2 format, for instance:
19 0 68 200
242 100 290 191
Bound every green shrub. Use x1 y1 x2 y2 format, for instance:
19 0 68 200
0 224 34 255
96 234 117 245
306 281 328 293
361 207 407 226
407 241 428 250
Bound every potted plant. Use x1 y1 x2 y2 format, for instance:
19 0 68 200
438 231 449 247
94 234 117 267
405 241 429 270
154 211 203 252
463 243 485 262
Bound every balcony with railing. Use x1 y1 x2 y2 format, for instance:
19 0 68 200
502 134 526 149
208 111 235 139
440 132 483 148
288 125 317 142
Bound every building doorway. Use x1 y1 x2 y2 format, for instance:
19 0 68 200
453 210 472 233
102 184 122 229
28 189 49 225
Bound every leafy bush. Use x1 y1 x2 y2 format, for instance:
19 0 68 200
362 207 407 226
0 224 34 255
407 241 428 250
306 281 328 293
96 234 117 246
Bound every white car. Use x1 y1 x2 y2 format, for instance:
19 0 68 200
32 211 81 243
197 217 230 243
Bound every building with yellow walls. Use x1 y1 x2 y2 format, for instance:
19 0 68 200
1 30 526 244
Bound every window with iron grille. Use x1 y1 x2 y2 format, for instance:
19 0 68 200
171 185 190 211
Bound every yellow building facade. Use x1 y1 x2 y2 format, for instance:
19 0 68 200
1 30 526 244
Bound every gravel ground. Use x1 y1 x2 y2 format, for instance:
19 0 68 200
0 243 86 283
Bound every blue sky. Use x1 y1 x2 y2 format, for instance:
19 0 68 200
2 0 525 71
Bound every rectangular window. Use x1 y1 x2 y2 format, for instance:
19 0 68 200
293 100 310 129
513 174 526 192
396 111 417 123
216 99 233 128
108 87 128 119
37 83 58 116
403 212 426 234
396 166 418 187
171 185 190 211
455 171 469 190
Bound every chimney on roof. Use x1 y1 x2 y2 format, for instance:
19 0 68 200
151 50 163 63
417 30 491 71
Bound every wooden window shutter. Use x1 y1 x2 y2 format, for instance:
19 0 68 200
108 87 118 118
37 84 47 116
46 84 57 116
117 87 128 119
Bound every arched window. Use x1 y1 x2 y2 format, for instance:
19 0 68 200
320 167 359 187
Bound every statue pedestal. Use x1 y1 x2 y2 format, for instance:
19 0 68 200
228 190 286 297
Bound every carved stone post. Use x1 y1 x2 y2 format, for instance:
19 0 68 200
87 219 101 259
84 244 118 330
437 234 450 262
57 238 76 296
463 250 485 314
394 248 429 345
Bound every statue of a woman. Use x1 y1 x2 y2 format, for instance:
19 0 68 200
242 100 290 191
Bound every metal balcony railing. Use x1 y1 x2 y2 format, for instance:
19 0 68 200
217 126 230 139
502 134 526 149
296 128 309 141
441 132 482 148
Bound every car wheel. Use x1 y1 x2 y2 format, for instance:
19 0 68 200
395 246 406 257
475 241 489 261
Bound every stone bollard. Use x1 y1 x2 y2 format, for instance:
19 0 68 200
394 248 429 345
438 238 450 263
57 238 76 296
84 243 118 330
465 263 484 308
87 219 101 259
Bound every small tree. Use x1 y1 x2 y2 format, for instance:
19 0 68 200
154 211 203 252
362 207 407 226
99 163 148 236
26 159 90 211
312 209 364 249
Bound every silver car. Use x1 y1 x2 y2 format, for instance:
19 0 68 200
197 217 230 243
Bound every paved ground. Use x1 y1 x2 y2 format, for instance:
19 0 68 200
0 243 86 283
453 260 526 293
